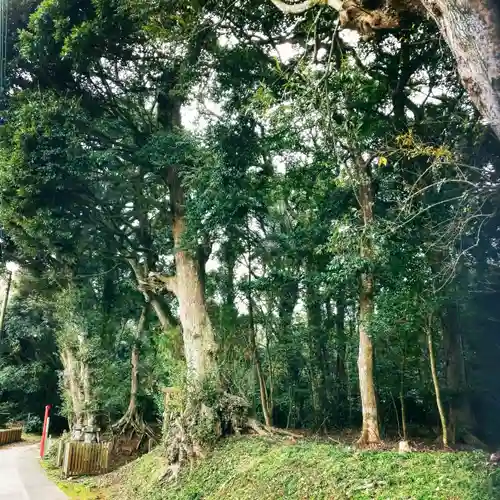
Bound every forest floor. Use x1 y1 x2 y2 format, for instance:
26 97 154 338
63 435 499 500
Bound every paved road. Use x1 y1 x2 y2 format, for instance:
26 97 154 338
0 444 67 499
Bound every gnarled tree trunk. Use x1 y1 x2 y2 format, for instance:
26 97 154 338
113 305 154 440
60 342 96 441
153 72 252 480
60 347 84 435
129 321 140 415
127 258 177 332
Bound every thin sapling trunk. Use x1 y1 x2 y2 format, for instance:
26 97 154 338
426 314 448 448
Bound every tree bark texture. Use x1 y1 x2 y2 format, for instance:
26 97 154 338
420 0 500 138
61 343 96 440
127 258 177 333
76 329 97 440
0 270 12 339
168 165 217 384
60 347 84 432
112 304 154 440
357 159 380 445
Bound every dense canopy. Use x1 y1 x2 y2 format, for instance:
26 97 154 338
0 0 499 462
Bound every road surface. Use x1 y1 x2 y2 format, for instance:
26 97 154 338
0 443 67 499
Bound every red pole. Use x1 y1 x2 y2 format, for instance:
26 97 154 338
40 405 51 458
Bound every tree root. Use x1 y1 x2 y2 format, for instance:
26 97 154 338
161 410 305 483
356 431 383 448
112 405 156 452
161 388 307 482
246 418 302 439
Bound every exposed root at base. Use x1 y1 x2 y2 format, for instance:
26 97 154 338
160 462 182 482
112 405 155 451
161 388 309 483
246 418 302 439
356 432 383 448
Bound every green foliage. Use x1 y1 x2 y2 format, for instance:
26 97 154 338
1 0 500 460
107 437 500 499
0 282 63 430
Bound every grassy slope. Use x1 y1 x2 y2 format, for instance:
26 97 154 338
42 456 107 499
105 437 500 500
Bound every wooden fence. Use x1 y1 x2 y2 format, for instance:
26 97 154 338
59 441 112 477
0 427 22 446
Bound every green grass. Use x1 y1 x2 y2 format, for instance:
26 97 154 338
22 432 41 444
41 452 108 499
104 436 500 500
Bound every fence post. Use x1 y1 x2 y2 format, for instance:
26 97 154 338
56 440 64 467
58 441 112 477
105 441 112 472
62 442 71 476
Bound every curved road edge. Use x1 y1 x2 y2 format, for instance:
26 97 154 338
0 443 67 499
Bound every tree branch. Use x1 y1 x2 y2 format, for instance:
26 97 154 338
271 0 342 15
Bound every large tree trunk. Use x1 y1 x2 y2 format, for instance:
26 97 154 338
168 165 217 384
61 342 96 441
420 0 500 139
358 288 379 444
129 327 140 414
155 71 251 479
127 305 148 416
357 158 380 445
60 347 85 434
78 330 97 442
